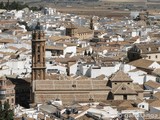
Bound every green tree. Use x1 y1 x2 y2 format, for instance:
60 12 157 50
84 50 87 56
0 2 4 9
0 101 14 120
88 51 91 56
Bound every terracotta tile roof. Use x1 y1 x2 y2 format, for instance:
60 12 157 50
133 83 144 92
18 47 28 52
0 38 14 43
128 59 154 69
93 74 106 80
46 46 66 51
23 41 31 45
0 20 17 24
76 115 94 120
46 73 74 80
65 22 78 29
57 41 77 46
118 101 133 108
110 70 133 82
48 36 71 41
8 46 19 51
144 80 160 89
77 26 93 34
54 57 77 63
112 83 137 95
150 100 160 107
152 68 160 76
14 117 35 120
153 92 160 99
136 43 160 54
35 80 110 91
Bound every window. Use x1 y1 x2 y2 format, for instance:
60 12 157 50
37 45 40 52
148 56 151 59
49 61 53 64
155 55 158 59
89 98 94 102
55 98 60 101
128 83 130 85
72 84 76 88
122 87 126 90
115 83 117 85
142 105 144 108
123 95 127 100
37 55 40 63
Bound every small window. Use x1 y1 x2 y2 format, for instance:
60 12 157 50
142 105 144 108
72 84 76 88
55 98 60 101
115 83 117 85
37 55 40 63
89 98 94 101
122 87 126 90
37 45 40 52
128 83 130 85
155 55 158 59
148 56 151 59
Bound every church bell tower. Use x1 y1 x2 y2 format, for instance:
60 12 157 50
31 22 46 80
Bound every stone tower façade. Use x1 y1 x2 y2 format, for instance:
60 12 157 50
31 30 46 80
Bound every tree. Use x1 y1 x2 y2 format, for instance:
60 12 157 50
88 51 91 56
0 101 14 120
0 2 4 9
84 50 87 56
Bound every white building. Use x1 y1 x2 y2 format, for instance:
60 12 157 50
138 100 149 111
77 62 121 78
